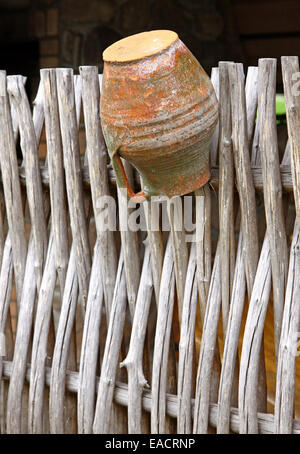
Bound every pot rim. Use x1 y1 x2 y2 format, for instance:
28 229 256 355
102 29 179 65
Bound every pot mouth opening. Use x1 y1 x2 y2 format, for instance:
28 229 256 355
103 30 178 64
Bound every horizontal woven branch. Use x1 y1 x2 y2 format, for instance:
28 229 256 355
16 164 295 193
2 360 300 435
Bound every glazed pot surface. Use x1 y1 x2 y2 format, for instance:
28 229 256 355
101 30 218 200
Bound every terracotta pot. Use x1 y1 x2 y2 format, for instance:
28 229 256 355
101 30 218 201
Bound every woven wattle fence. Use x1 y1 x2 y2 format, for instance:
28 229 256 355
0 57 299 434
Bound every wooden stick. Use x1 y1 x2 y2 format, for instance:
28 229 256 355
45 72 83 434
98 72 128 434
195 184 211 319
281 56 300 228
0 190 5 270
177 242 198 433
3 361 300 434
193 242 221 433
228 63 269 427
14 160 297 193
228 63 259 296
143 199 164 305
192 66 225 434
218 61 235 334
28 231 56 433
77 239 104 433
7 75 48 292
78 66 119 433
79 66 118 316
144 199 177 434
0 237 13 382
120 245 153 434
0 71 27 306
118 182 141 320
258 58 288 361
195 184 222 432
217 65 260 433
32 80 45 152
6 234 36 433
4 76 49 433
274 57 300 433
217 233 245 433
238 76 291 433
274 221 300 433
56 68 91 308
40 69 69 294
251 124 260 166
245 66 259 144
167 196 188 324
49 245 78 433
0 77 23 386
237 141 291 434
9 75 26 141
74 75 82 128
209 67 220 166
238 234 271 434
93 252 127 434
150 236 175 433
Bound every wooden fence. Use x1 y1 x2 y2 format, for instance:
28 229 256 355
0 57 299 434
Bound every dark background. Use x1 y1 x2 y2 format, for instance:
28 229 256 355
0 0 299 101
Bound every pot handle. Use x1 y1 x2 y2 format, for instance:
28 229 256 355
111 153 147 203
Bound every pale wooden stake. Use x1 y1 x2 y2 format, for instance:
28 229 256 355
120 245 153 434
258 58 288 361
79 66 118 316
177 242 198 433
274 221 300 433
218 61 235 334
228 63 259 295
238 138 291 434
6 234 36 433
281 56 300 227
209 67 220 166
238 234 271 434
245 67 259 143
274 56 300 434
0 71 27 306
49 246 78 433
118 181 141 320
28 232 56 433
151 236 175 434
167 196 188 324
77 240 104 433
5 78 48 434
217 64 259 433
8 75 48 292
41 69 69 293
93 252 127 434
193 242 221 433
56 68 91 308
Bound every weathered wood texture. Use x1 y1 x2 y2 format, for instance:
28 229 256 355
218 61 235 335
0 62 298 434
217 64 259 434
56 68 91 309
0 71 27 306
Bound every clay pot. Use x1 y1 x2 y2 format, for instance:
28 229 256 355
101 30 218 201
